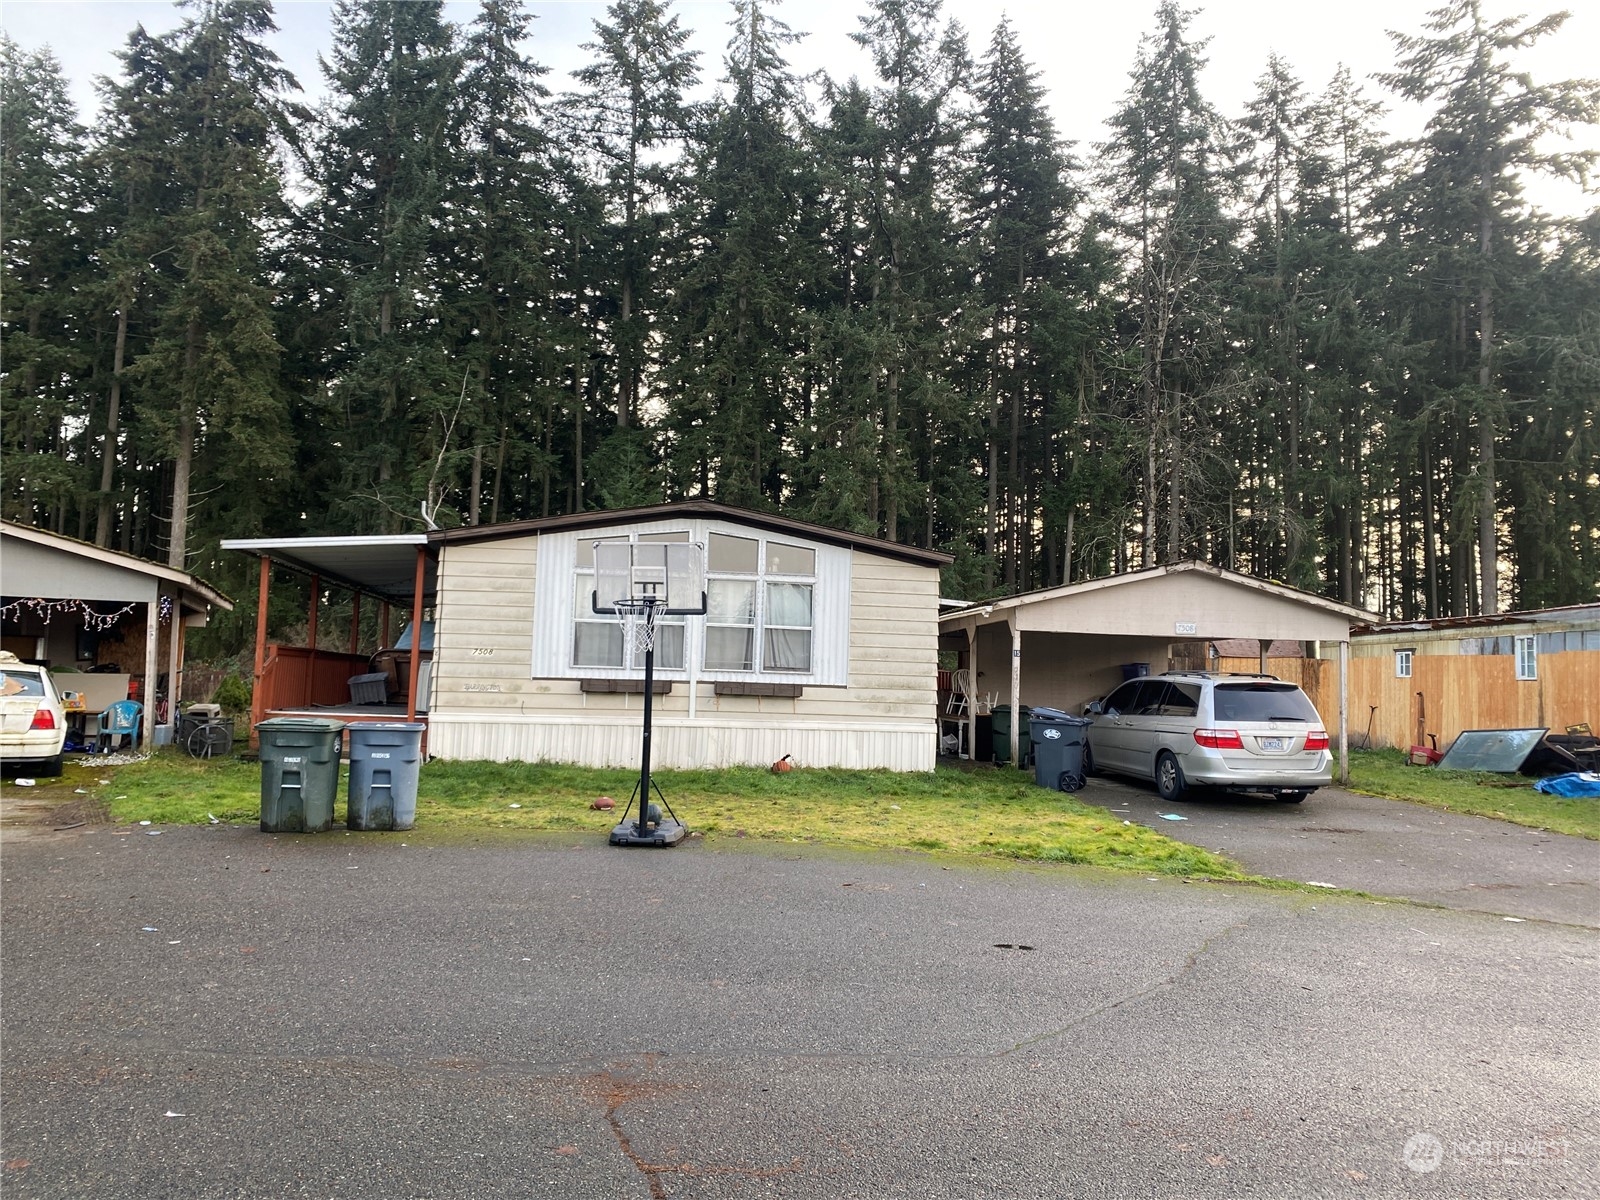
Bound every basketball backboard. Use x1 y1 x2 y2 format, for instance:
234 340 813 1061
592 540 707 616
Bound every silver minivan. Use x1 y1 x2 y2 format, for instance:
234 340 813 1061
1084 672 1331 803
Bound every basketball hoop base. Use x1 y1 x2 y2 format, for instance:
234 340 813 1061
609 817 689 848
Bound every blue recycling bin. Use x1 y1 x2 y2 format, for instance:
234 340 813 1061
347 722 426 831
1029 707 1093 792
256 718 346 833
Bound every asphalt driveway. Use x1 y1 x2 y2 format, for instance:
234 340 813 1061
2 822 1596 1199
1070 775 1600 927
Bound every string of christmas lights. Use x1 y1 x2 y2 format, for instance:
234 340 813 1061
0 597 172 628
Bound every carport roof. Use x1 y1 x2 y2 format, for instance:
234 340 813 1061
1 520 232 612
941 561 1378 638
220 534 435 607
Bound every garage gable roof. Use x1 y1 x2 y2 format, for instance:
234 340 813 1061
1 520 232 611
941 561 1377 638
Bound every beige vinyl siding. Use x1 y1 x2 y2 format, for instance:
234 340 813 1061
432 537 538 710
429 537 940 769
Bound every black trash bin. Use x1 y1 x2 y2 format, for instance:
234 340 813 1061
347 722 426 831
256 718 346 832
1029 707 1093 792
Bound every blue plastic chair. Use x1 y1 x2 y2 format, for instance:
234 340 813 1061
96 699 144 753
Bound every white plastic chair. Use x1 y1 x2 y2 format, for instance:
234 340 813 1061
945 668 971 717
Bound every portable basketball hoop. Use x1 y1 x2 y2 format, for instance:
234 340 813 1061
593 540 707 847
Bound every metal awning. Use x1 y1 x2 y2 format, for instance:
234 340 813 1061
220 535 435 606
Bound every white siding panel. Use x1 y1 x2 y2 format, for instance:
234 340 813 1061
429 712 935 771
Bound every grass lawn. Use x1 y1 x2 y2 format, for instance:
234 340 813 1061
65 751 1247 880
37 745 1594 883
1342 748 1600 840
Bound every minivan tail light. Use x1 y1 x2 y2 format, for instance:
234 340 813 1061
29 706 57 731
1304 730 1329 751
1194 728 1243 749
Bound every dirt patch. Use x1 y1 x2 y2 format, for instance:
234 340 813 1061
0 775 110 840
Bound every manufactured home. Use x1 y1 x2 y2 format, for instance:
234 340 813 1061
227 502 950 771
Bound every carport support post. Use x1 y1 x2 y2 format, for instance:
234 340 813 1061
965 618 978 762
1339 640 1350 785
143 594 158 746
304 573 320 708
165 587 182 734
252 556 270 731
1010 624 1021 769
406 547 426 722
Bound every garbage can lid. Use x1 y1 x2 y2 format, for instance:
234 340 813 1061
1029 708 1093 725
349 722 426 734
254 717 348 732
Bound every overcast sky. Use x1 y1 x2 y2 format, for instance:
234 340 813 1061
3 0 1595 216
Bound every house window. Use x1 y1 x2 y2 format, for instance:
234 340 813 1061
1395 649 1413 678
1514 635 1537 680
704 533 815 673
572 533 687 670
530 522 850 686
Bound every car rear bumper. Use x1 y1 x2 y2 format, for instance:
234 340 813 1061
1179 747 1333 789
0 732 67 763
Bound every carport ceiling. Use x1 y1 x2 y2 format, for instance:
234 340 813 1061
221 535 435 607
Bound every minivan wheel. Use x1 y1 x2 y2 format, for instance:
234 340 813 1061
1083 743 1098 776
1154 752 1187 803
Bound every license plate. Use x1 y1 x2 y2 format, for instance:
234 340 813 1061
1261 738 1286 752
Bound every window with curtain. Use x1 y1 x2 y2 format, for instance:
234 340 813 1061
1514 635 1537 680
703 534 816 674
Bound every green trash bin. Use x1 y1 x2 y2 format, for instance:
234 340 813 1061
255 718 346 833
347 722 425 831
991 704 1032 766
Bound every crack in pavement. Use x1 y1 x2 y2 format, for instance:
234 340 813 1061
580 1062 801 1198
998 920 1253 1057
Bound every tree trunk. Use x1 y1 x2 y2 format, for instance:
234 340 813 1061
1476 199 1498 615
96 304 131 546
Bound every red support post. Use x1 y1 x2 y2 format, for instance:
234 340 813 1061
406 549 426 722
252 556 270 731
305 574 320 707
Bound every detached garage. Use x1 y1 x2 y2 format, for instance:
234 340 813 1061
939 562 1377 780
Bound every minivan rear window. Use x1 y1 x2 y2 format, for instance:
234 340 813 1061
1213 683 1319 723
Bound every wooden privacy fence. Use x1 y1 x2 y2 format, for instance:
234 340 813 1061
1216 652 1600 751
180 667 228 704
257 645 371 716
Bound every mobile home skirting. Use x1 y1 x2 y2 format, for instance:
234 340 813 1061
426 712 937 772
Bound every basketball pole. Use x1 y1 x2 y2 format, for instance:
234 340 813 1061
635 595 658 839
610 591 686 847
